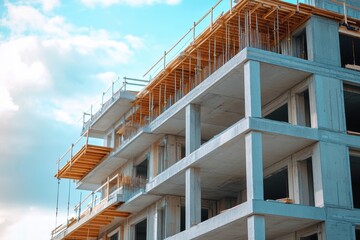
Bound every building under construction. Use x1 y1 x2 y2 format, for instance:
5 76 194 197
51 0 360 239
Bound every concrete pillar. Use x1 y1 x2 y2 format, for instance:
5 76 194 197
312 142 353 208
166 196 181 236
323 220 355 240
309 74 346 132
185 167 201 229
306 16 341 66
247 215 265 240
245 131 264 200
244 60 261 118
185 104 201 156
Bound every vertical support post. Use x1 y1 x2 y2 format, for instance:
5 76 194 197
245 131 263 200
185 167 201 229
185 104 201 156
193 22 196 41
247 215 265 240
163 51 166 70
244 60 261 118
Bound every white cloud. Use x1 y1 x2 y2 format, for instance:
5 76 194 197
0 3 144 125
125 34 145 50
96 71 118 85
51 94 102 126
0 205 60 240
81 0 181 7
0 86 19 113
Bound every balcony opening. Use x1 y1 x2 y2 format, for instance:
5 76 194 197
293 29 308 60
179 205 212 232
264 167 289 201
298 157 315 206
109 232 119 240
344 85 360 135
157 208 166 239
350 154 360 208
180 206 185 232
339 34 360 70
264 103 289 123
136 158 148 180
296 89 311 127
158 144 166 174
135 219 147 240
176 143 186 162
300 233 318 240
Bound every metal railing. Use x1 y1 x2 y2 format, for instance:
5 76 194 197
52 174 147 237
56 131 103 176
143 0 228 79
82 77 148 126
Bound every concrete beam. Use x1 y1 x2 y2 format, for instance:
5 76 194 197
245 131 264 200
185 167 201 229
186 104 201 156
244 60 261 118
247 215 265 240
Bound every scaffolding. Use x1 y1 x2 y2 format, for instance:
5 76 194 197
115 0 360 145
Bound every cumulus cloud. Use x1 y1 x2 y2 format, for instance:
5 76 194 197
81 0 181 7
0 205 63 240
0 3 144 125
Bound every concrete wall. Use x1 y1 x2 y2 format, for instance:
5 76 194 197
308 0 360 19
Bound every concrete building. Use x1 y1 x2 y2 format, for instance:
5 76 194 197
51 0 360 239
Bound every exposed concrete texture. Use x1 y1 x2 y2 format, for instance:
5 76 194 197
306 16 341 66
185 167 201 229
186 104 201 156
309 74 346 132
312 142 353 208
323 220 355 240
308 0 360 19
246 131 264 200
247 215 265 240
244 60 261 118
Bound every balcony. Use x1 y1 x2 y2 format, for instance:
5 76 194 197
52 174 142 240
81 77 148 138
55 133 112 180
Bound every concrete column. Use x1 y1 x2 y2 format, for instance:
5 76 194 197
312 142 353 208
306 16 341 66
245 131 264 200
323 220 355 240
185 104 201 156
244 60 261 118
247 215 265 240
185 167 201 229
309 74 346 132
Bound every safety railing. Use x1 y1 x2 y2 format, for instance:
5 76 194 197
143 0 229 79
52 175 147 237
82 77 148 126
55 131 104 177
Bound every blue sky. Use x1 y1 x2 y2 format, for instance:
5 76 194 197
0 0 299 239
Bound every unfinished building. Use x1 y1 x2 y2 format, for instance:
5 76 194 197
51 0 360 239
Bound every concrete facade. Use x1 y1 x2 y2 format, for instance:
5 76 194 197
52 0 360 240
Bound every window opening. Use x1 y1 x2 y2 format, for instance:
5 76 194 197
180 206 185 232
135 219 147 240
350 155 360 208
339 34 360 70
136 158 148 180
109 232 119 240
298 157 315 206
158 145 166 174
296 89 311 127
300 233 318 240
293 30 308 60
344 85 360 134
264 167 289 200
356 228 360 240
264 103 289 122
